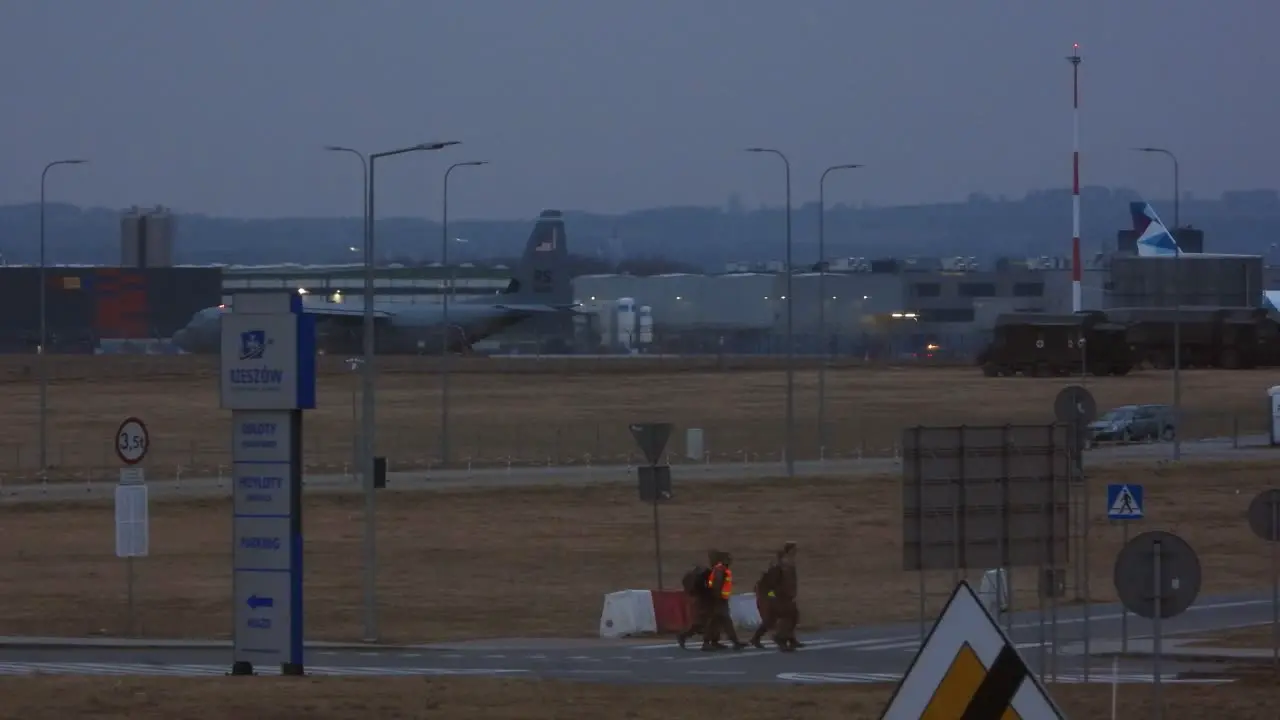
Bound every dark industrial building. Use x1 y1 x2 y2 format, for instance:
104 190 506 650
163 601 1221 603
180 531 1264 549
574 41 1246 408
1105 255 1265 308
0 266 223 353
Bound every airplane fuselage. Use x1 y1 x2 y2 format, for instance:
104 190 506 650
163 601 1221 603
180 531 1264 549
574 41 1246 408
171 299 540 355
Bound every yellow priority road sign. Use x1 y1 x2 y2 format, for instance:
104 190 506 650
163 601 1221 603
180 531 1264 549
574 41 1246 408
880 581 1066 719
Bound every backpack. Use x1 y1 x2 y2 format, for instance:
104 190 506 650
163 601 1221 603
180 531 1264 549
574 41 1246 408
682 565 712 596
756 564 781 595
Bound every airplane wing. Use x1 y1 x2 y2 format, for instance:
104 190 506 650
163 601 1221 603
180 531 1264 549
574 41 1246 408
494 303 584 314
301 305 396 328
302 305 393 318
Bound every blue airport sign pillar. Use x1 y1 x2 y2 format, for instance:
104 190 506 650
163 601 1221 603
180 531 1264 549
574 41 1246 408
219 292 317 677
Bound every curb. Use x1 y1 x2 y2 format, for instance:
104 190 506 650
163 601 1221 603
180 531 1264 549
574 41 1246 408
0 637 435 652
1093 650 1277 665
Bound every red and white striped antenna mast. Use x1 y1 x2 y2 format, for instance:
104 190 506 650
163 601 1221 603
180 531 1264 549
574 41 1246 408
1068 43 1082 312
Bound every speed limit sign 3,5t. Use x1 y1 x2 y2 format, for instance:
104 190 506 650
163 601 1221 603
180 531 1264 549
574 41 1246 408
116 417 150 465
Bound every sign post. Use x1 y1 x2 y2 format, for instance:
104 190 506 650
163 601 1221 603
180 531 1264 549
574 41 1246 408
1113 530 1200 720
220 292 316 677
114 416 150 636
630 422 673 591
1246 488 1280 670
1106 483 1144 652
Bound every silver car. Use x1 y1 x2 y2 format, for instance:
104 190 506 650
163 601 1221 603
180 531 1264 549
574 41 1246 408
1086 404 1177 446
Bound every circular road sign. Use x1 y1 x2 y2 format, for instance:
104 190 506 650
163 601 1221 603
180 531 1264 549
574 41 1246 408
115 417 150 465
1247 489 1280 542
1054 385 1097 427
1113 530 1202 620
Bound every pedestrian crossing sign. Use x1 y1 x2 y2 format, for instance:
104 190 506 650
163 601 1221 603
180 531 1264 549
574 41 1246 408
879 581 1065 719
1107 484 1145 520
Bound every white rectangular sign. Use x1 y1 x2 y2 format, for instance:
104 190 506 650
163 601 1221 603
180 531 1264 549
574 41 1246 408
231 409 298 667
220 313 307 410
1271 391 1280 446
114 483 149 558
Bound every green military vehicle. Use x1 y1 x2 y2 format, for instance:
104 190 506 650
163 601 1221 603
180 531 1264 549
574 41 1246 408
977 311 1134 377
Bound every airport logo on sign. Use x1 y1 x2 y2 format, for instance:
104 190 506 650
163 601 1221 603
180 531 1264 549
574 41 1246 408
230 330 284 386
239 330 268 360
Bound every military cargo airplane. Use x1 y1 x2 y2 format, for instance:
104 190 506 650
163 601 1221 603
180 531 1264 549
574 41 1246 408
170 209 579 354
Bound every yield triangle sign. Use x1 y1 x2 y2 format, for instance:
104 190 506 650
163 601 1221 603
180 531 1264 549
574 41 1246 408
629 423 672 466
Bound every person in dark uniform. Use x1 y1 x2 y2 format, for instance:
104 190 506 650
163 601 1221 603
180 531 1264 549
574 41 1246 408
749 541 805 651
704 551 746 651
749 547 784 649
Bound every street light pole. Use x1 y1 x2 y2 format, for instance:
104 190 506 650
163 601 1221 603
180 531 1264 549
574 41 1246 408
746 147 795 476
323 146 368 484
332 140 458 643
817 163 863 459
1135 146 1182 460
38 158 87 476
439 161 487 467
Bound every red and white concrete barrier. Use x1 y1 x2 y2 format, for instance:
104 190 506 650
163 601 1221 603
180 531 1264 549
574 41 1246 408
598 589 761 638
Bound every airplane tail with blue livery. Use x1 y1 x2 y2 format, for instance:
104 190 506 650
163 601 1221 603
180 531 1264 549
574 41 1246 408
1131 201 1181 257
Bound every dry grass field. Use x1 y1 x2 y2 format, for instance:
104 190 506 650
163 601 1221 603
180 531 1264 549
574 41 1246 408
1189 625 1280 650
1 676 1277 720
1 460 1276 643
0 355 1272 481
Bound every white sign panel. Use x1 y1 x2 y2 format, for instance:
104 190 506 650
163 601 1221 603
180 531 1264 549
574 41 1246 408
221 313 308 411
231 409 299 666
1270 386 1280 446
115 483 149 558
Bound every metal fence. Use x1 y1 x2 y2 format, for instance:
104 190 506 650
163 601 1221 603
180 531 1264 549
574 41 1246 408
0 408 1266 486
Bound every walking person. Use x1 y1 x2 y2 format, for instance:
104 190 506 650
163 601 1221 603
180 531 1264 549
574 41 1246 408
704 551 747 651
749 542 805 651
677 551 721 650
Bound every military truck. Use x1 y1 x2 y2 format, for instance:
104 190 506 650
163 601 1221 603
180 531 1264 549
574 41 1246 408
1106 306 1278 370
977 311 1133 377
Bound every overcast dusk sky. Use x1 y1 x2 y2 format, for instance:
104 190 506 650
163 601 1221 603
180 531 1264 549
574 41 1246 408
2 0 1274 221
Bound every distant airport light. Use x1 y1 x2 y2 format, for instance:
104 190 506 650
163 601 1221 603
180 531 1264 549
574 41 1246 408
675 296 682 300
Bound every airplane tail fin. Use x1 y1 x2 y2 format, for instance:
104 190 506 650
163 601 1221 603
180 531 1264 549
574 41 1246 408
502 210 573 306
1130 201 1180 257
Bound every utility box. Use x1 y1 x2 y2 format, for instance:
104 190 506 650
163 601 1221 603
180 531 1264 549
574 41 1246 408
1269 387 1280 446
685 428 704 461
373 456 387 489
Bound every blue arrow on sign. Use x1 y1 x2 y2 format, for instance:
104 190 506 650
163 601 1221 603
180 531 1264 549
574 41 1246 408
247 595 274 610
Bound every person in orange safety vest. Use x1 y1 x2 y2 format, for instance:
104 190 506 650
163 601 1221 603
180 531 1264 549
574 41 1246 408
702 552 746 652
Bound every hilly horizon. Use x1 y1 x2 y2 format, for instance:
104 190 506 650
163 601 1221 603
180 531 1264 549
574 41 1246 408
2 186 1278 272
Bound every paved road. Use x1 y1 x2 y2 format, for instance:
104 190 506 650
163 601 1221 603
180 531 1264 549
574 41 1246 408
1 435 1273 505
0 590 1268 684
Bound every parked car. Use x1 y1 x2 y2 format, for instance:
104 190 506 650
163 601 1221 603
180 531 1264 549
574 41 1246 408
1086 404 1177 447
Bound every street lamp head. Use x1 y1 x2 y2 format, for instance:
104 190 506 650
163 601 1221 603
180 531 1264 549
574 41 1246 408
1134 146 1163 153
419 141 461 151
744 147 770 153
63 159 88 165
466 161 489 167
324 145 355 152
